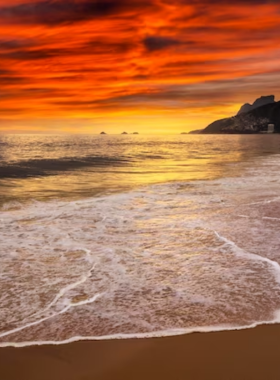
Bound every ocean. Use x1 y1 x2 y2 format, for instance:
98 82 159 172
1 133 280 346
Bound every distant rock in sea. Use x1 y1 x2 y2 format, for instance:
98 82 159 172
180 132 187 134
203 97 280 134
121 132 128 134
133 132 139 134
100 131 106 134
237 95 275 115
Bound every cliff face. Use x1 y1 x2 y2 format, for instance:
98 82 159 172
237 95 275 115
203 100 280 134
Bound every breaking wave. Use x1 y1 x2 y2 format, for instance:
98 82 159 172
1 154 280 346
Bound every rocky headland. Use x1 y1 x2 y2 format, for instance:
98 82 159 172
187 129 203 134
202 96 280 134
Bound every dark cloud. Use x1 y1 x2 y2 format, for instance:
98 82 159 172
0 86 77 101
143 36 182 52
85 40 134 54
65 67 113 74
0 76 27 85
0 0 155 25
0 39 134 62
0 38 34 50
143 34 261 55
163 59 223 69
48 75 85 82
0 68 27 85
51 84 230 108
132 74 149 80
51 100 97 106
0 48 60 61
0 107 28 115
174 0 279 4
0 68 14 75
51 74 280 110
20 87 75 97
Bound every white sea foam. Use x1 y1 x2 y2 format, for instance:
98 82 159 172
1 154 280 346
1 319 280 348
0 293 102 340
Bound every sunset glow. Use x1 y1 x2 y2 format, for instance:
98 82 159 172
1 0 280 133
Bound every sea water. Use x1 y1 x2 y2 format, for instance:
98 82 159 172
1 134 280 346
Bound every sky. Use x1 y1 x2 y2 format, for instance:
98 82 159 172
0 0 280 134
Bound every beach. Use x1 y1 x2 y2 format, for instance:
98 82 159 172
1 0 280 376
1 135 280 379
1 325 280 380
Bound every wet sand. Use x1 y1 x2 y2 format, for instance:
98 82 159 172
1 324 280 380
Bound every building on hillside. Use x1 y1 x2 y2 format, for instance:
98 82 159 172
260 124 275 134
267 124 275 133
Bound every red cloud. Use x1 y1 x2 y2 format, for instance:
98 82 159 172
0 0 280 132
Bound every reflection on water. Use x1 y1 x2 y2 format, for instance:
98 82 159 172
1 134 280 344
1 134 280 205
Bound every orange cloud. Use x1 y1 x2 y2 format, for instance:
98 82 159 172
0 0 280 133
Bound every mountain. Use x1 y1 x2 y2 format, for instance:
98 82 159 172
203 99 280 134
237 95 275 115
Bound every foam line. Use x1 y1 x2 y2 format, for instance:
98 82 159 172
237 215 280 222
0 294 102 340
244 196 280 206
1 319 280 348
214 231 280 283
27 259 96 321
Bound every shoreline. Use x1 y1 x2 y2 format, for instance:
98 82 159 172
0 319 277 348
1 324 280 380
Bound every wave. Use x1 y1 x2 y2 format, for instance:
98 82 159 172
1 156 280 346
0 156 131 179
